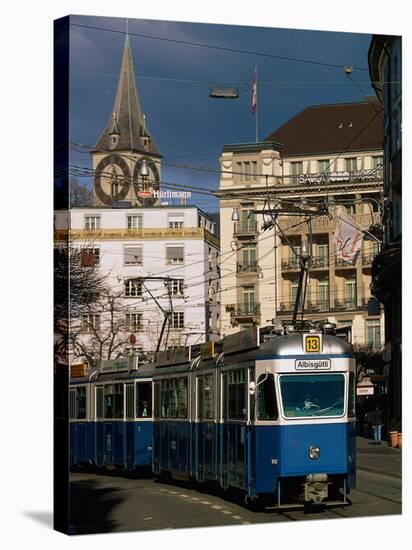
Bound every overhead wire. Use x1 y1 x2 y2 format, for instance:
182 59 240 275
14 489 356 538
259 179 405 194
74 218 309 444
70 22 369 71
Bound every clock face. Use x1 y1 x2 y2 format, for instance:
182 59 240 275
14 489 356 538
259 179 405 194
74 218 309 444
94 154 131 205
133 158 160 206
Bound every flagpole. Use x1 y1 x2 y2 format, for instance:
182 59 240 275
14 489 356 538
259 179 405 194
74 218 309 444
255 66 258 143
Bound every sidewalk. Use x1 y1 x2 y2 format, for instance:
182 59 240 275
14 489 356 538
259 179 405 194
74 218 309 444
356 436 402 479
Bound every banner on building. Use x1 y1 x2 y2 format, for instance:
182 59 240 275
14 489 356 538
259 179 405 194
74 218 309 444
333 213 363 264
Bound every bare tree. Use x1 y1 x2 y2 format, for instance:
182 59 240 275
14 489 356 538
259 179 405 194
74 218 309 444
69 289 131 369
69 177 93 207
54 244 108 362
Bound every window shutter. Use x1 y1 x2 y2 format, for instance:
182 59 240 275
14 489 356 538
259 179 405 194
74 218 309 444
166 246 183 260
124 246 142 264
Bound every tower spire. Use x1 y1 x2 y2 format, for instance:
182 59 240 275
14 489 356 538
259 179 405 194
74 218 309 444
93 33 161 156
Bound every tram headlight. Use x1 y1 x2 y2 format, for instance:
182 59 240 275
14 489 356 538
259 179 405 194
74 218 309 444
308 445 320 460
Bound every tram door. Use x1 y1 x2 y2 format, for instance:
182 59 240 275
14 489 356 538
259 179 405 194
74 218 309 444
124 383 135 469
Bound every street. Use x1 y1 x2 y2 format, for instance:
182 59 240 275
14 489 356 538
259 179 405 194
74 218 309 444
69 446 401 534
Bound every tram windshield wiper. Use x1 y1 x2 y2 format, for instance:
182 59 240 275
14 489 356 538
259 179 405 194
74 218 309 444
312 400 344 416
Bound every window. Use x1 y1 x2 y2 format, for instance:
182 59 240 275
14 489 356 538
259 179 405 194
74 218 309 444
124 246 142 265
317 243 329 267
318 159 330 173
136 382 152 417
345 158 357 172
291 280 299 305
127 215 142 229
348 372 356 417
75 386 87 419
372 242 380 256
240 207 255 232
95 386 104 419
345 278 357 308
82 314 100 333
124 279 143 298
171 312 184 329
257 374 278 420
344 203 356 215
236 161 257 182
228 368 246 420
291 242 301 268
125 313 143 331
279 374 345 418
69 389 75 420
84 216 100 230
252 161 257 179
104 383 124 419
242 244 256 271
372 156 383 171
168 214 184 229
170 279 184 296
125 383 135 420
366 319 381 350
198 374 215 420
242 287 255 314
80 248 100 267
166 245 184 265
291 161 303 183
160 377 188 419
318 277 329 310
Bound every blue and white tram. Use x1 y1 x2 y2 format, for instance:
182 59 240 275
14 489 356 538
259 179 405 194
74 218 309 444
152 325 356 508
69 363 155 470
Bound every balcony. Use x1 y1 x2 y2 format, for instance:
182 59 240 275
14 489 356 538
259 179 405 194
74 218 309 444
278 295 372 315
237 262 259 274
233 221 258 238
335 257 356 269
311 255 329 269
232 303 261 321
281 259 301 272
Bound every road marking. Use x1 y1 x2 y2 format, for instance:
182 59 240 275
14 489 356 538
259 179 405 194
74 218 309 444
143 517 153 521
221 510 231 515
231 515 243 520
200 500 211 505
190 497 201 501
179 494 189 498
211 505 223 510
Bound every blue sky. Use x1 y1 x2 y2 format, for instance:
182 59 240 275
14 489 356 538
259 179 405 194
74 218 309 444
69 15 374 212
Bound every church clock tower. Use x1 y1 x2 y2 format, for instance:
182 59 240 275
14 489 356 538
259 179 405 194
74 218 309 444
92 34 161 207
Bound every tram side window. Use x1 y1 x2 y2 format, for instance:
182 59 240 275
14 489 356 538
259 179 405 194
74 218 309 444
96 386 104 419
125 384 135 420
257 374 278 420
177 378 188 418
136 382 152 417
104 384 124 419
228 369 246 420
154 382 160 418
348 372 356 416
160 378 188 419
76 386 87 419
198 374 215 421
69 388 76 420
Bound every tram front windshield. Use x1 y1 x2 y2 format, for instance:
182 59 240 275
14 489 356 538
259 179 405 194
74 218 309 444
279 374 345 418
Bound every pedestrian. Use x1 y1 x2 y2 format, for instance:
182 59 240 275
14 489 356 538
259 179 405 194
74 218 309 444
371 405 384 445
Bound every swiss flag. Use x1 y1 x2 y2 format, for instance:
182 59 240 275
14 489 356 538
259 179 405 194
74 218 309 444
252 67 257 113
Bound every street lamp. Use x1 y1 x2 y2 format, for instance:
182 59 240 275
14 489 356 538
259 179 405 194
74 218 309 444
231 208 239 222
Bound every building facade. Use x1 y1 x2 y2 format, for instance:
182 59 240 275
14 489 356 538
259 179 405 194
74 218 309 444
55 206 220 357
56 32 221 364
368 35 402 422
219 100 384 349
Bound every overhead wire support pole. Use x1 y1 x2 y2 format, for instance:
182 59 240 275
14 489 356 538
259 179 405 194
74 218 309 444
129 276 179 352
